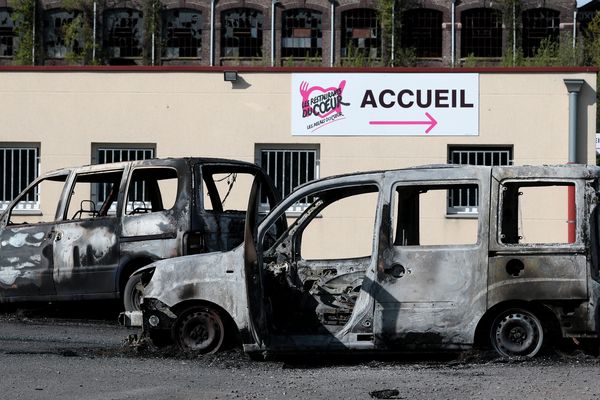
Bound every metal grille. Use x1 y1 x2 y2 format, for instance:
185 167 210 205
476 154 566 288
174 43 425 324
448 147 513 214
522 8 560 58
0 146 40 210
104 8 143 59
401 9 442 58
163 9 202 58
259 148 318 212
95 147 154 205
341 8 381 59
461 8 503 58
281 9 322 58
0 8 16 57
221 8 263 58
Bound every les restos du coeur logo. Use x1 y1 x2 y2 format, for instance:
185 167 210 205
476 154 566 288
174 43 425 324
299 80 350 132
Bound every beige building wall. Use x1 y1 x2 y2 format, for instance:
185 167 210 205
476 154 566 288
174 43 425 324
0 68 596 256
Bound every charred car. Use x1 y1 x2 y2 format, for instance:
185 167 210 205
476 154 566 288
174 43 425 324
130 164 600 357
0 157 278 311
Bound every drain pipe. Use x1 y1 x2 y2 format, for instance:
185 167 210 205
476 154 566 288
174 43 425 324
92 1 97 62
451 0 456 67
271 0 278 66
564 79 584 243
330 0 335 67
210 0 215 66
573 10 577 49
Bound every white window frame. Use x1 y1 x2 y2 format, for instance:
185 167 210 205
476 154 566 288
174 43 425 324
0 143 40 212
255 144 320 213
447 145 513 215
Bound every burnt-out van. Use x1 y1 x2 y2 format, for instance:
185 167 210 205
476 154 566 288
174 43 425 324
0 158 278 311
132 164 600 357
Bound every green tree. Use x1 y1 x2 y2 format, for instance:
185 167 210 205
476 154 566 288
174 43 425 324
9 0 38 65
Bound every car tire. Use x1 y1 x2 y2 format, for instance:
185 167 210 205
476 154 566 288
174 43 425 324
123 274 144 312
174 306 225 354
490 308 544 357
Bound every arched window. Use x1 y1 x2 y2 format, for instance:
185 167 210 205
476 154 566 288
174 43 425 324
0 8 16 57
221 8 263 58
44 9 80 59
104 8 143 59
461 8 502 58
522 8 560 57
341 8 380 59
401 9 442 57
162 9 202 58
281 9 322 58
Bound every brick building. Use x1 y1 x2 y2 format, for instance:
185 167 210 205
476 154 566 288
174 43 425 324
0 0 580 67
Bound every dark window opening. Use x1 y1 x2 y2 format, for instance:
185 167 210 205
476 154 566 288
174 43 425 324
461 8 503 58
401 9 442 57
104 8 143 60
0 8 16 57
163 8 202 58
341 8 380 59
522 8 560 58
281 9 322 59
44 9 81 59
221 8 263 58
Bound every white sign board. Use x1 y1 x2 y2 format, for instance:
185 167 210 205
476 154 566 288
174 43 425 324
291 73 479 136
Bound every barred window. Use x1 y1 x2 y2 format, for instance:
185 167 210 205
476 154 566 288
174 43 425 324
461 8 503 58
281 9 322 59
0 145 40 211
448 146 513 214
256 146 319 213
104 8 143 61
401 9 442 58
522 8 560 58
341 8 381 59
163 8 202 59
44 9 80 59
92 144 155 209
0 8 16 57
221 8 263 58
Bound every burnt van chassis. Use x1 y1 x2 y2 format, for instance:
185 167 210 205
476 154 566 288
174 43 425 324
137 165 600 357
0 157 276 308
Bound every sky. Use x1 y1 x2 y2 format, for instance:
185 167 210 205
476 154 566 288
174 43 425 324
579 0 594 7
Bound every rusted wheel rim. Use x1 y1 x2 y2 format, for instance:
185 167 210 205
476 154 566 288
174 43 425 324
491 309 543 357
176 308 224 354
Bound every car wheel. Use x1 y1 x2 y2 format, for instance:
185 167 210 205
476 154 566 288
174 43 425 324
174 307 225 354
123 274 144 312
490 308 544 357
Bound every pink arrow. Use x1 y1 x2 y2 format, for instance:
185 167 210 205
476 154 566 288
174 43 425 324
369 112 438 134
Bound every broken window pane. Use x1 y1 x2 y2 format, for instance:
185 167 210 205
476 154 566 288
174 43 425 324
301 188 379 260
221 8 263 58
341 8 381 59
104 8 143 60
125 168 178 215
461 8 503 58
448 146 513 214
500 182 574 244
0 8 16 57
162 8 202 59
65 170 124 220
7 176 67 224
522 8 560 58
257 147 319 213
401 9 442 58
0 145 39 211
393 184 479 246
281 9 322 59
43 9 80 59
